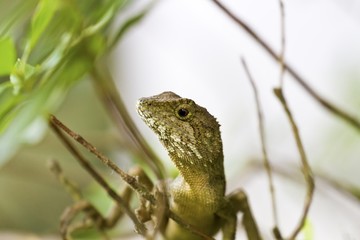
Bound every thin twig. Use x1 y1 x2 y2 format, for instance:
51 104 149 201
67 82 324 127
270 1 287 238
48 159 83 202
49 115 147 235
275 2 314 238
273 88 315 240
50 114 156 204
49 160 111 239
211 0 360 131
59 201 98 240
241 58 279 231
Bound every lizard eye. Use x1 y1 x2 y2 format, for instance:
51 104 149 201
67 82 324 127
175 104 192 120
178 108 189 117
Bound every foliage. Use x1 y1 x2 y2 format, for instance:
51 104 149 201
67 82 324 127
0 0 147 166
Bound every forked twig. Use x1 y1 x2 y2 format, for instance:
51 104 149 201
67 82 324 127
48 160 111 239
49 116 147 235
211 0 360 131
50 115 155 204
274 88 315 240
241 58 279 233
275 2 315 238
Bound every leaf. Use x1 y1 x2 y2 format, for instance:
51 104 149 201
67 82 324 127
0 36 16 76
109 6 151 50
0 0 152 168
82 6 114 37
29 0 60 50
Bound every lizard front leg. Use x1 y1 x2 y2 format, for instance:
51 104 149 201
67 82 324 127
216 202 237 240
217 189 262 240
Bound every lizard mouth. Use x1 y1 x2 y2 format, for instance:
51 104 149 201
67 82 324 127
136 99 158 131
136 99 148 119
136 100 144 116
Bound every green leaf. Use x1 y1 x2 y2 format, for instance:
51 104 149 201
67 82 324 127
109 6 150 50
82 6 114 37
29 0 60 50
0 36 16 76
0 0 151 169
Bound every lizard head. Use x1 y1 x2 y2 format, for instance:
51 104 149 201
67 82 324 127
137 91 224 175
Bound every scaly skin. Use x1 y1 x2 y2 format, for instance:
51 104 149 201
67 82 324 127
137 91 226 239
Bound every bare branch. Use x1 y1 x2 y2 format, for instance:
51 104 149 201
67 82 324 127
48 160 112 239
273 89 315 240
49 115 148 235
241 58 279 232
211 0 360 131
279 0 286 88
48 159 83 202
50 114 156 204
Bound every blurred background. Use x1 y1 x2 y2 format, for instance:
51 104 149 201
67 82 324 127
1 0 360 239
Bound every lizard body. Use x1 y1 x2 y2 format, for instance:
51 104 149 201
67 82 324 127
137 91 227 239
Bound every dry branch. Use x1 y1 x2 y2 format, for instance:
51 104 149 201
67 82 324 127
274 89 315 240
241 58 279 231
212 0 360 131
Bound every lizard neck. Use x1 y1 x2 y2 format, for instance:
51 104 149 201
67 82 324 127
167 140 226 196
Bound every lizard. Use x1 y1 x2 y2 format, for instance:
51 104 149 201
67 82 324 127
49 91 261 239
137 91 262 240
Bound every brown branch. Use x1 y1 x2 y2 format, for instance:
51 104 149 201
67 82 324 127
273 89 315 240
270 2 286 238
241 58 279 232
49 115 147 235
50 114 156 204
48 159 83 202
211 0 360 131
48 160 111 239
